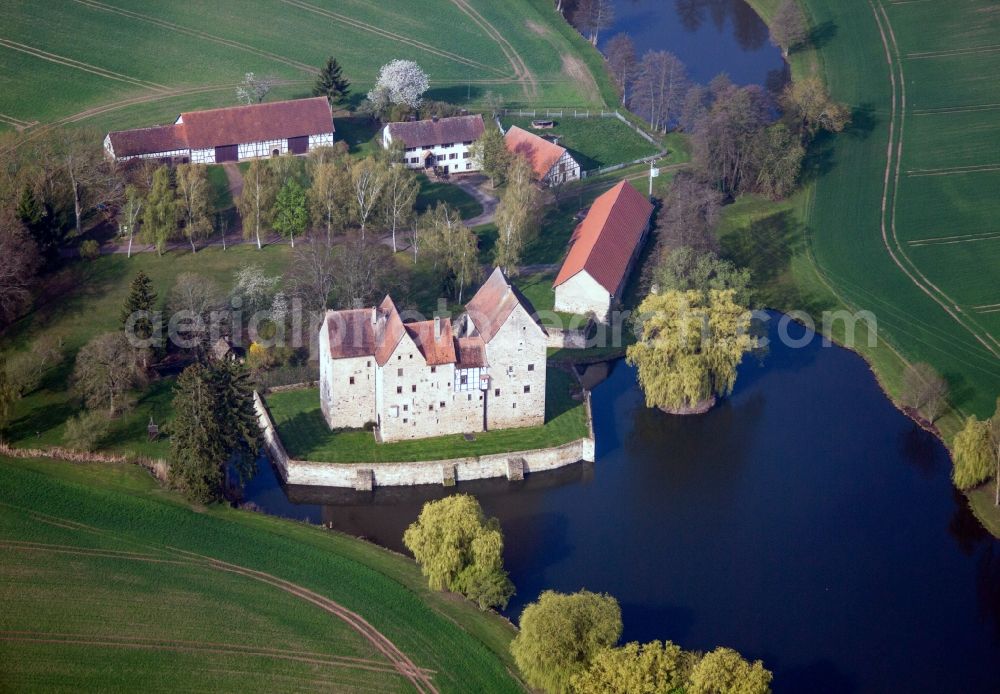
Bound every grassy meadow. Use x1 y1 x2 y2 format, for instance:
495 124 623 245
264 367 587 463
0 455 521 691
0 0 613 136
736 0 1000 427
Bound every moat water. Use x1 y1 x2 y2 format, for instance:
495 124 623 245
244 4 1000 691
600 0 786 86
245 314 1000 693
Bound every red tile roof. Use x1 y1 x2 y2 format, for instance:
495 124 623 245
373 296 406 366
455 337 488 368
179 97 333 149
553 180 653 294
504 125 567 179
107 97 333 157
107 124 189 158
406 318 457 366
385 114 484 149
324 296 406 367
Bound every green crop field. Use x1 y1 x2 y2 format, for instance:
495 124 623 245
736 0 1000 422
0 0 613 137
264 367 587 463
0 455 521 691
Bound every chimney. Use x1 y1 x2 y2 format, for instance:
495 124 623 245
434 316 441 340
371 307 377 325
431 115 439 123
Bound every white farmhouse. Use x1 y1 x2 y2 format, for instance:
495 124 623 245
382 114 485 174
318 269 547 442
504 125 580 186
553 180 654 321
104 97 335 164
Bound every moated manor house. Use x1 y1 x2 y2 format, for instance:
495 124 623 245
319 269 547 442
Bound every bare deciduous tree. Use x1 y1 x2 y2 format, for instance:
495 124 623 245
72 332 145 416
0 213 41 326
285 232 337 312
382 165 419 253
175 164 213 252
900 362 949 424
630 51 689 133
333 233 393 306
604 33 637 105
350 157 387 239
770 0 809 58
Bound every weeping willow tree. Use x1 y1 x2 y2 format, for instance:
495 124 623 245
626 289 756 414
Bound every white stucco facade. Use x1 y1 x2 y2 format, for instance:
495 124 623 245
382 127 478 173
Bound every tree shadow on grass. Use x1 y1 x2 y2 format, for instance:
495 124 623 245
845 102 878 141
721 210 800 286
720 211 836 316
807 20 839 50
800 130 837 184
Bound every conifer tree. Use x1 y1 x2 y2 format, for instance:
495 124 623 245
313 56 351 106
169 360 259 503
120 271 160 364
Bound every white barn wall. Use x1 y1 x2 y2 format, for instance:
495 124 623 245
554 271 611 321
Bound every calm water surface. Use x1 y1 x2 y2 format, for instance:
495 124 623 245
601 0 786 85
245 316 1000 693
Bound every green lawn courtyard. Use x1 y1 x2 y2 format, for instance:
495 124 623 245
263 367 588 463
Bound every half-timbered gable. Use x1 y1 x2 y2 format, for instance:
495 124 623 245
504 125 581 186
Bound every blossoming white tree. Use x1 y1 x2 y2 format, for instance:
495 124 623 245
367 59 430 109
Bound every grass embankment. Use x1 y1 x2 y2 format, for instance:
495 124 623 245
501 115 660 171
0 455 521 692
0 0 609 135
265 367 587 463
740 0 1000 531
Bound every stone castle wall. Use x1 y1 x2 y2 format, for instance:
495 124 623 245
254 391 595 489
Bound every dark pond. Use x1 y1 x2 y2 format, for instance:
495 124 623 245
244 313 1000 693
600 0 786 86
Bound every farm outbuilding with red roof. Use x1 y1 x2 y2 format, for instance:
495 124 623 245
504 125 580 186
553 180 654 321
104 97 335 164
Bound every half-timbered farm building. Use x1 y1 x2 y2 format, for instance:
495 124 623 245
504 125 580 186
382 114 485 174
104 97 335 164
318 268 547 442
553 180 654 321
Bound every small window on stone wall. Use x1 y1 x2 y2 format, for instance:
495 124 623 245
349 376 355 385
524 385 530 394
396 386 402 394
513 402 517 408
528 364 535 371
403 404 408 411
440 401 446 408
494 388 500 397
397 368 403 376
431 366 437 373
411 384 416 392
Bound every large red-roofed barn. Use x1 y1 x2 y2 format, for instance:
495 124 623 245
553 180 654 321
104 97 335 164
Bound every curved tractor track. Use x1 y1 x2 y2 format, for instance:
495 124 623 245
867 0 1000 360
0 505 439 694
